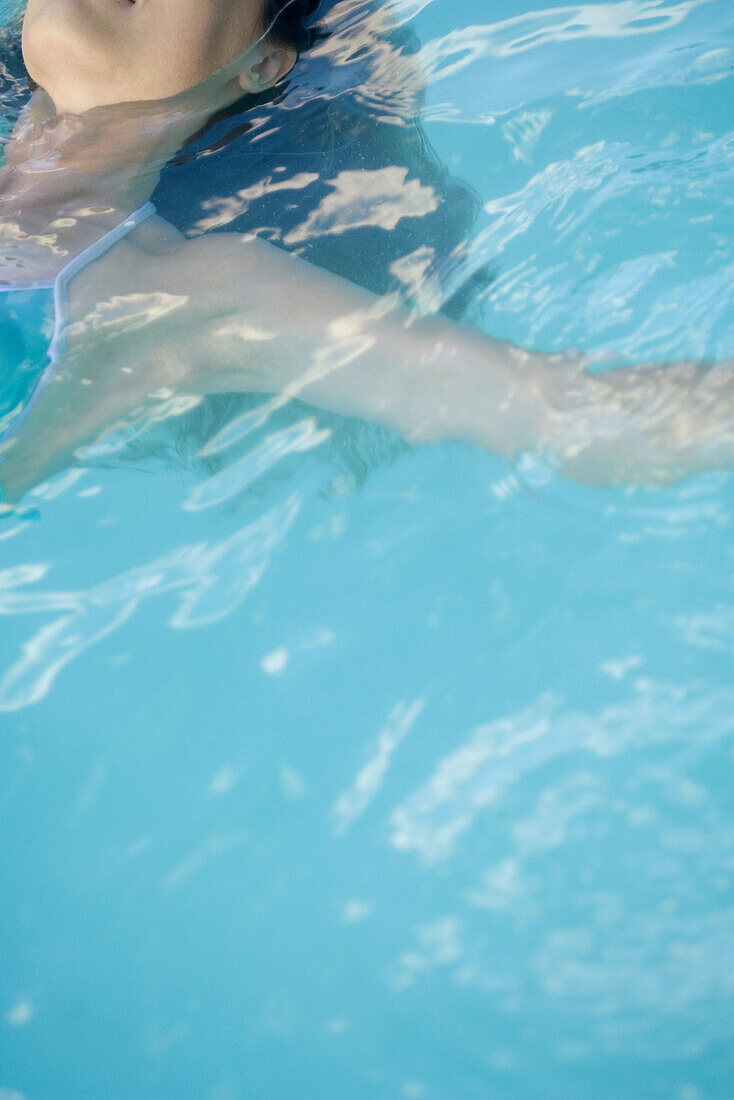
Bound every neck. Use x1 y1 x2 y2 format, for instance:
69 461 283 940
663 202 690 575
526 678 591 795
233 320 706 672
0 85 228 256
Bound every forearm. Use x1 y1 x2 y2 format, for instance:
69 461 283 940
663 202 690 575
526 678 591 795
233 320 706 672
239 316 548 456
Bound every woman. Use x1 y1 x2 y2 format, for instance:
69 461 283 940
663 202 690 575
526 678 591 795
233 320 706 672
0 0 732 508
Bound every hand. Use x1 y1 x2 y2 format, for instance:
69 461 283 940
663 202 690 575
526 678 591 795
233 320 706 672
536 356 734 486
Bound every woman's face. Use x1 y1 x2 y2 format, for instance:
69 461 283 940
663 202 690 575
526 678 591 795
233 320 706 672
22 0 276 114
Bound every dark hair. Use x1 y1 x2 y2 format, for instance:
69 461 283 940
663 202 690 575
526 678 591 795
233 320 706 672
264 0 322 52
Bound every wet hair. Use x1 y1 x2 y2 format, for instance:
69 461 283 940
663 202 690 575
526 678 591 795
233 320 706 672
264 0 323 52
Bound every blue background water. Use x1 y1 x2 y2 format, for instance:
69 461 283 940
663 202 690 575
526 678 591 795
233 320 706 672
2 1 734 1097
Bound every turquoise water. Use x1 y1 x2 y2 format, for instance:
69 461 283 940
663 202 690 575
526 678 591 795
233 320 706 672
2 2 734 1097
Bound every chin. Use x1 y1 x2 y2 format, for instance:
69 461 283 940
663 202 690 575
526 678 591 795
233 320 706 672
22 6 117 109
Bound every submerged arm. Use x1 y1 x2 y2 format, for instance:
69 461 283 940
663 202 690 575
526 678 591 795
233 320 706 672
1 230 733 504
183 233 734 485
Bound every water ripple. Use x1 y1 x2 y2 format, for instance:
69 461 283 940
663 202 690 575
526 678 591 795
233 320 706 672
0 495 299 711
419 1 707 86
390 681 734 865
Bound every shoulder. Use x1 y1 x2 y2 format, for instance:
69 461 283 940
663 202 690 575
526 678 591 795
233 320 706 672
128 208 283 259
130 224 303 302
89 217 263 302
126 211 187 254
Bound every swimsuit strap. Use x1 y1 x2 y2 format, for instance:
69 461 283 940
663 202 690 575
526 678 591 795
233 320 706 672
49 200 156 361
0 200 156 452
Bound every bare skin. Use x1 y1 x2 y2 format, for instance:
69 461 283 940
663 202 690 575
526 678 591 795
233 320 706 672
0 1 733 506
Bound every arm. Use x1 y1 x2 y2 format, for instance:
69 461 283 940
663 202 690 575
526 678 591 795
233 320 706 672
171 233 734 486
1 230 733 504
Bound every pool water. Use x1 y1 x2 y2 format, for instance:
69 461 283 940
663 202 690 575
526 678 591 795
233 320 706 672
2 1 734 1097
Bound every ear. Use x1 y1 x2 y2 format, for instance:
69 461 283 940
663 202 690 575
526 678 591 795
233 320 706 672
237 44 296 94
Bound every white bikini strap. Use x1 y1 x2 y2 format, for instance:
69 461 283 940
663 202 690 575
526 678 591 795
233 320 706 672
49 200 156 361
0 201 157 450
